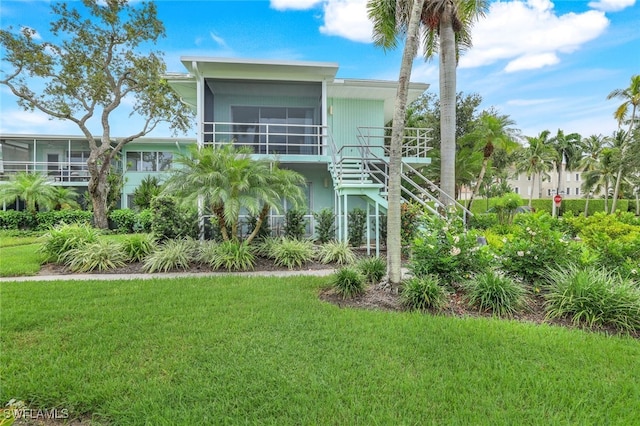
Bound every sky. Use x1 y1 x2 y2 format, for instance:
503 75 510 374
1 0 639 141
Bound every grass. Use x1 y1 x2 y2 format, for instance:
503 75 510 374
0 234 43 276
1 276 639 425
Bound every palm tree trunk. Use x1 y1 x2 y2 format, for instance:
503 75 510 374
213 204 230 241
439 3 457 206
466 157 489 210
528 174 534 207
246 204 270 245
584 193 590 217
610 168 623 213
387 0 425 286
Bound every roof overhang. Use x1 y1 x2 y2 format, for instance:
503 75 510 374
328 79 429 122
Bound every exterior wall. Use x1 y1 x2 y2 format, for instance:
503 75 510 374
509 167 585 200
327 98 385 156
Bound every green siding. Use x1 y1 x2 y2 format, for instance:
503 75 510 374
327 98 385 157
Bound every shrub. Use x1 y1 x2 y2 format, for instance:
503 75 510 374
545 267 640 331
501 212 582 285
121 233 157 262
357 256 386 284
210 240 255 272
150 196 198 241
61 239 127 272
410 215 491 283
38 223 101 263
284 209 307 240
35 210 93 230
109 209 137 233
271 238 316 269
317 240 356 265
313 208 335 244
331 267 365 299
0 210 36 230
401 275 448 311
133 208 153 233
544 265 640 332
468 213 499 230
143 238 196 273
132 175 163 210
464 270 528 317
347 208 367 247
197 240 219 267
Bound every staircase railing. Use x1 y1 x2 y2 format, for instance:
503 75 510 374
355 126 473 223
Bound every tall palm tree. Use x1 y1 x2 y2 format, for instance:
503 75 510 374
368 0 486 284
0 172 56 214
583 147 617 213
549 129 581 197
607 74 639 212
164 144 305 243
579 134 609 216
515 131 555 207
464 111 519 209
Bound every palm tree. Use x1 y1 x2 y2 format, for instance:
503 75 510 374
368 0 486 285
0 172 56 214
164 144 305 244
515 131 555 207
50 187 81 211
583 147 617 213
464 111 519 209
578 134 609 216
549 129 581 197
607 74 639 212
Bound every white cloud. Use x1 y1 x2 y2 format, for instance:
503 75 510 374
209 31 228 48
0 110 74 134
588 0 636 12
319 0 372 43
459 0 609 72
270 0 323 11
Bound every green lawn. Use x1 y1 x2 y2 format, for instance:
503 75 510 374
0 234 43 276
1 276 639 424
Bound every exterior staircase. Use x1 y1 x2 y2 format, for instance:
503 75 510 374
327 127 473 255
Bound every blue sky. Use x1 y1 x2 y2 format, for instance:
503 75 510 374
1 0 639 140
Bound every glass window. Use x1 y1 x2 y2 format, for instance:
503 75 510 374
158 152 173 171
566 187 570 195
127 152 141 172
142 152 157 171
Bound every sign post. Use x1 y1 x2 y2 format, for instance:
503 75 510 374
553 194 562 217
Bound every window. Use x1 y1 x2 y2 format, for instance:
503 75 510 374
566 187 570 195
514 187 519 194
576 187 580 196
566 173 571 181
547 189 552 196
575 173 580 181
127 151 173 172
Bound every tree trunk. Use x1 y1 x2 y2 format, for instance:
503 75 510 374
87 153 111 229
387 0 425 286
246 204 270 245
610 168 623 213
584 193 590 217
466 157 489 210
439 4 457 206
528 174 534 207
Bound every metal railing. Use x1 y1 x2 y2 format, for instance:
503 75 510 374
356 126 432 158
0 161 90 183
202 121 327 155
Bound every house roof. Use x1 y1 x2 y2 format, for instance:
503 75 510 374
165 57 430 117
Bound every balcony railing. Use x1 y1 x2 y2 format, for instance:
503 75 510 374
202 121 327 155
0 161 90 183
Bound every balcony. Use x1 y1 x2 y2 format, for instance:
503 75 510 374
202 121 327 156
0 161 90 183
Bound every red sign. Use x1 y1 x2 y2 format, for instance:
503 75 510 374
554 194 562 205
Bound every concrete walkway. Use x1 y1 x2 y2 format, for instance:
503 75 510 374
0 268 337 283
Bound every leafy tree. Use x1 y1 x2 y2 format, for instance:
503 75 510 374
164 144 305 244
607 74 639 212
579 134 609 216
0 172 56 214
0 0 193 229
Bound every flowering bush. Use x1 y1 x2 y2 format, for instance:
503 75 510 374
501 213 582 285
410 215 492 284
